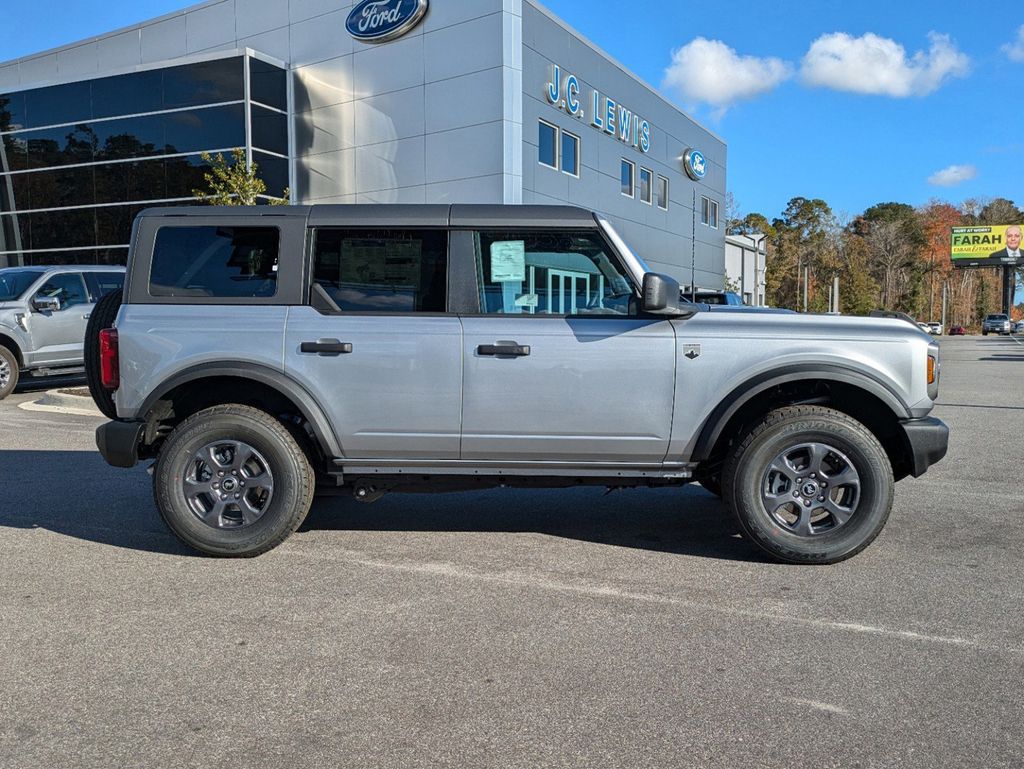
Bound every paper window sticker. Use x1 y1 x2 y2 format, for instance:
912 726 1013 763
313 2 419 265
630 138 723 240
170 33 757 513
490 241 526 283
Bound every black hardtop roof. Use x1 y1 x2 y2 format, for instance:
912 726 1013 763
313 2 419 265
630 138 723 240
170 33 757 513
136 204 600 229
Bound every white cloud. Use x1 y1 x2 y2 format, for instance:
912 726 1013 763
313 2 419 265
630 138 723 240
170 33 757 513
662 38 792 111
800 32 970 97
927 164 977 187
1002 25 1024 62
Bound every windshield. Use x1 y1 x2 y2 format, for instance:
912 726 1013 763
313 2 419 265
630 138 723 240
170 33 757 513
989 315 1008 321
0 269 45 301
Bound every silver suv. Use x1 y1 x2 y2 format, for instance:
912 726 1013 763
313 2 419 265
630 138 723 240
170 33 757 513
92 205 948 563
0 265 125 399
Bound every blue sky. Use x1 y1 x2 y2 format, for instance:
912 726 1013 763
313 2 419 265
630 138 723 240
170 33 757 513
2 0 1023 224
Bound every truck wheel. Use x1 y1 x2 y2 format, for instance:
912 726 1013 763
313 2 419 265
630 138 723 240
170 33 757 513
0 345 19 400
153 404 315 557
721 405 893 565
85 289 122 419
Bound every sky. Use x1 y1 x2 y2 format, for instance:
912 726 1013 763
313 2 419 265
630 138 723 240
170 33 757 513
2 0 1024 225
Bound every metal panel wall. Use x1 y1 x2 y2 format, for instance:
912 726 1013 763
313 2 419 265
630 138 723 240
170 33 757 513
520 0 727 288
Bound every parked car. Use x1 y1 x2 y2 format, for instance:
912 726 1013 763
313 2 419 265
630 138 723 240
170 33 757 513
90 205 947 564
982 314 1011 336
917 322 931 334
927 322 942 335
0 265 126 399
948 325 966 336
1014 320 1024 334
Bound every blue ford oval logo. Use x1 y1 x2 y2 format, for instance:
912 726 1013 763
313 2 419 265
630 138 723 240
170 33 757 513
346 0 429 44
684 148 707 181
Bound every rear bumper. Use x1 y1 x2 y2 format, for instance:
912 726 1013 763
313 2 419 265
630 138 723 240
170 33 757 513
96 420 144 469
900 417 949 478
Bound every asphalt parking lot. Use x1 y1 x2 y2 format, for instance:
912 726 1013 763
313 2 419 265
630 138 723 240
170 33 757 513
1 335 1022 769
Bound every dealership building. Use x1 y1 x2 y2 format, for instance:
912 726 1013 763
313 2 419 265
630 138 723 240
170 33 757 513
0 0 727 287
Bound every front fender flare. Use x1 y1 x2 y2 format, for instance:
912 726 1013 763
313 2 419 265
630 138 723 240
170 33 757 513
689 363 912 462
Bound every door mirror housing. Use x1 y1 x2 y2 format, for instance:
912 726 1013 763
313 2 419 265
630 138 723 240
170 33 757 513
33 296 61 313
641 273 688 315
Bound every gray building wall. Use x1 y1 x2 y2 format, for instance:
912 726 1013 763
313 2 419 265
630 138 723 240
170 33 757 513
520 1 726 288
0 0 726 283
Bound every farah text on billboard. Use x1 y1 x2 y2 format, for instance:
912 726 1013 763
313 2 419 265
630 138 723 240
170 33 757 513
950 224 1024 268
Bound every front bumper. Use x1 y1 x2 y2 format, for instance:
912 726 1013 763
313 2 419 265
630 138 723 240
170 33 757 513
96 420 144 469
899 417 949 478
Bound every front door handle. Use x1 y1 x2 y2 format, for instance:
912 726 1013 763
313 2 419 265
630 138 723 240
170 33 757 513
300 339 353 356
477 343 531 357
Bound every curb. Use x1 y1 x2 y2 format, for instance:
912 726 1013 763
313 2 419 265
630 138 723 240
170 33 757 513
18 389 103 418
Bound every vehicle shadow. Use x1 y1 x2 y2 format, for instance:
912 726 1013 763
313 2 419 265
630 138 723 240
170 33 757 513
0 449 761 562
302 484 763 562
0 450 196 557
13 373 87 395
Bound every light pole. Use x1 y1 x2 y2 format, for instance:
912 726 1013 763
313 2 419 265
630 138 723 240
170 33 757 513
741 233 767 306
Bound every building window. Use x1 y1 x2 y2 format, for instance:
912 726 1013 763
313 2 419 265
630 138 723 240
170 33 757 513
561 130 580 177
701 196 719 228
538 120 558 169
639 168 653 205
539 121 580 177
620 159 635 197
0 53 289 267
657 175 669 210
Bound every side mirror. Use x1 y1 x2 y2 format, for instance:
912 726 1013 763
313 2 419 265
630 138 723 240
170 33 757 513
641 273 685 315
33 296 61 313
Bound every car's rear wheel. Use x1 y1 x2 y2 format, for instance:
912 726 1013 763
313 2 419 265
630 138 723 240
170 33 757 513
722 405 893 564
0 345 19 400
84 289 123 419
154 404 315 557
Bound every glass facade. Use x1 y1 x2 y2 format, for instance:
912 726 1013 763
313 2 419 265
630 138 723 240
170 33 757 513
0 54 289 267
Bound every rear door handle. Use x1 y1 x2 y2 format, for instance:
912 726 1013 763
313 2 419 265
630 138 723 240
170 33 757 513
477 343 531 357
300 339 353 356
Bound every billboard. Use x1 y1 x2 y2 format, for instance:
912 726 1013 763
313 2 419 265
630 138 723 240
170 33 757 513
951 224 1023 268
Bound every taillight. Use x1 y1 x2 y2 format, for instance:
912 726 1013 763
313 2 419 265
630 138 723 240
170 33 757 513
99 328 119 390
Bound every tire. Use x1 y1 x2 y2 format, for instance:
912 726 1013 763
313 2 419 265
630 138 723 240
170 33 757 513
85 289 123 420
0 345 19 401
721 405 894 565
153 404 315 557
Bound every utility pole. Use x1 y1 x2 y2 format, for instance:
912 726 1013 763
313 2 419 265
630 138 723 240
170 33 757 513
833 274 840 314
941 281 948 330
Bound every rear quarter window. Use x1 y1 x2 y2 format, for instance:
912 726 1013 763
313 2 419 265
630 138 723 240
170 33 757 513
149 226 280 298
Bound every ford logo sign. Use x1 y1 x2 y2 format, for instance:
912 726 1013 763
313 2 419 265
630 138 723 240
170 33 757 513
683 148 707 181
346 0 429 44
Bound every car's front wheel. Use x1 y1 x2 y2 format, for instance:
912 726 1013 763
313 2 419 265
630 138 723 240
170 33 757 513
0 345 19 400
722 405 894 564
153 404 315 557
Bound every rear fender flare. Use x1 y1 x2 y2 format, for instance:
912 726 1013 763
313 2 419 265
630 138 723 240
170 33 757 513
137 362 342 458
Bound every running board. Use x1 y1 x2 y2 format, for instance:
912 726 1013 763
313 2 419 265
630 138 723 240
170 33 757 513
332 458 694 480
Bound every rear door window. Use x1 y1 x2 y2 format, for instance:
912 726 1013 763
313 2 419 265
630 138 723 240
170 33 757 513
312 229 448 313
149 226 280 298
85 271 124 302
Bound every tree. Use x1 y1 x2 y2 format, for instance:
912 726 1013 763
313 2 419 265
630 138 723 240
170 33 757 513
192 148 289 205
980 197 1022 225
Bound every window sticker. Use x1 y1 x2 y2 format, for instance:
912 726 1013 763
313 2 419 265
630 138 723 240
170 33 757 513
490 240 526 282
